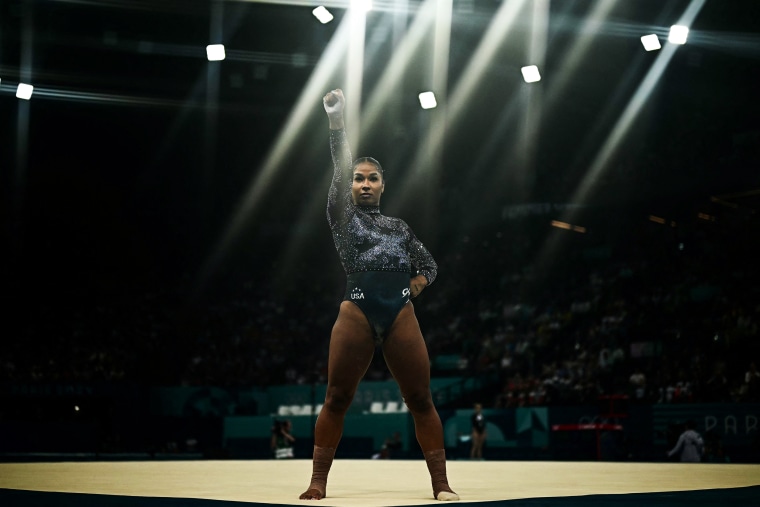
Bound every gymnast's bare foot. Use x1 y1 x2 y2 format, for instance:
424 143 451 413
435 486 460 501
299 487 325 500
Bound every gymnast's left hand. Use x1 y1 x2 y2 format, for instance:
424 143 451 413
410 275 428 298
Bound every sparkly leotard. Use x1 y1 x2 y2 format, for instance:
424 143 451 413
327 128 437 344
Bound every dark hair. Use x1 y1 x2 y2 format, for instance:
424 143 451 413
353 157 384 178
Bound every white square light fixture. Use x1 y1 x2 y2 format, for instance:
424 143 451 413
16 83 34 100
668 25 689 45
418 91 437 110
312 6 334 24
521 65 541 83
206 44 226 61
640 34 661 51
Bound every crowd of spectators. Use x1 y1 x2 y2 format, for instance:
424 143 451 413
423 201 759 407
3 187 758 411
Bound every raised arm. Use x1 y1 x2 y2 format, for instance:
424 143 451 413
324 89 353 229
323 89 345 130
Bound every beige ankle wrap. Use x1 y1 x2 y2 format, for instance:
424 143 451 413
304 445 336 498
423 449 459 501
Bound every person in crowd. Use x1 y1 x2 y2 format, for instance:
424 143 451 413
271 419 296 459
299 89 458 502
667 419 704 462
470 403 487 459
744 361 760 401
629 367 647 400
371 445 390 459
385 431 403 458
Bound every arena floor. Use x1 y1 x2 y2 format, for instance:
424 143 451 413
1 459 759 506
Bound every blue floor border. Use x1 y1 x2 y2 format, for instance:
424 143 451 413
2 486 760 507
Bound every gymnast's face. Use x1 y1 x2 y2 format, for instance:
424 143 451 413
352 161 384 206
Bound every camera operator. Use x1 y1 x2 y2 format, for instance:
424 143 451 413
271 419 296 459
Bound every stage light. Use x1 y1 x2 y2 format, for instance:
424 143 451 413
312 6 334 24
351 0 372 12
640 34 661 51
668 25 689 45
206 44 226 61
697 212 716 222
521 65 541 83
16 83 33 100
551 220 586 233
418 91 437 110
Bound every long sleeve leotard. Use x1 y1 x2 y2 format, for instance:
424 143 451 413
326 128 437 284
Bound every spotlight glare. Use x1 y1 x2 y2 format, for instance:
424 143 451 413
206 44 226 61
668 25 689 45
521 65 541 83
312 6 334 24
640 34 661 51
418 91 437 110
16 83 34 100
351 0 373 12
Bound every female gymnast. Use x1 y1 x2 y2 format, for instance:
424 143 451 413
299 89 458 502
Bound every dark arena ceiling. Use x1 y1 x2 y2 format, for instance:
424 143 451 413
1 0 759 300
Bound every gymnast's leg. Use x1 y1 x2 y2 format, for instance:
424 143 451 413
300 301 375 500
382 303 459 501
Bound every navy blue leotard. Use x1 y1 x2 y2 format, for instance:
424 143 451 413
327 128 437 344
